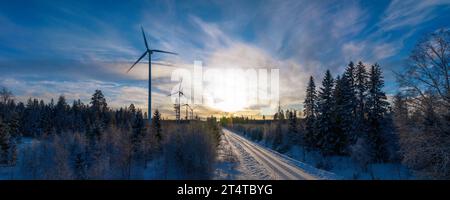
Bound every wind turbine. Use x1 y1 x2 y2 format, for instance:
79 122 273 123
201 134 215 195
126 26 177 122
186 104 199 120
168 79 184 122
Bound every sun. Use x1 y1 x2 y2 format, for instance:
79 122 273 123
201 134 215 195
203 69 251 113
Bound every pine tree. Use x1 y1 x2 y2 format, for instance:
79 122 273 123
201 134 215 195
332 75 348 154
367 63 390 162
152 109 162 144
273 103 284 150
354 61 369 136
74 153 87 180
89 90 108 138
316 70 335 155
55 95 68 134
71 100 85 132
90 90 108 126
0 117 11 164
131 110 146 166
287 110 298 145
303 76 317 150
341 62 358 145
40 104 54 136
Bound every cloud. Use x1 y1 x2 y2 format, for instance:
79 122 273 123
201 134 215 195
1 0 450 118
378 0 450 31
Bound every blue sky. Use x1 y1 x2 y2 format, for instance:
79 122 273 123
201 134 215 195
0 0 449 117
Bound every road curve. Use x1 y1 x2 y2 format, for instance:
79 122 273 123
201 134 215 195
223 128 319 180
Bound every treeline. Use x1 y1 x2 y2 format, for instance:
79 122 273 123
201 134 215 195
0 89 147 166
302 62 398 166
1 89 146 138
0 88 220 179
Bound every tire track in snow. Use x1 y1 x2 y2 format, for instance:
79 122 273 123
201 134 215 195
227 131 316 180
223 128 324 180
223 130 272 179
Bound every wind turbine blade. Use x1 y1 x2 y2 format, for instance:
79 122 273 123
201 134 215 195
141 26 149 50
152 49 178 55
178 78 183 91
167 92 177 96
126 51 147 73
151 62 174 67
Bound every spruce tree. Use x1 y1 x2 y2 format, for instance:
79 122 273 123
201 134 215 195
367 63 390 162
131 110 146 165
303 76 317 150
332 75 348 154
74 153 87 180
0 117 11 164
342 62 358 145
89 90 108 135
287 110 298 145
355 61 369 135
91 90 107 113
316 70 335 155
152 109 162 144
55 95 68 134
273 103 284 150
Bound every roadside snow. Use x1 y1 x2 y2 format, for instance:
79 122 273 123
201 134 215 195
0 137 35 180
285 146 414 180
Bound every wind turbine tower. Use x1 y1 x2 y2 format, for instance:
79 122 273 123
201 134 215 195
168 79 184 122
127 26 177 123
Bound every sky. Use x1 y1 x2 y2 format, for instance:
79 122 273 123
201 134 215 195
0 0 449 118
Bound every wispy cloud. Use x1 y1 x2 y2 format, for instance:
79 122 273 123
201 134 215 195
378 0 450 31
1 0 449 118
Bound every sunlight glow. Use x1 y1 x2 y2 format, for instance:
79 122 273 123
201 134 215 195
203 68 251 113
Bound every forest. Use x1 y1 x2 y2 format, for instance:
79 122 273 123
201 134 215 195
220 29 450 179
0 89 220 179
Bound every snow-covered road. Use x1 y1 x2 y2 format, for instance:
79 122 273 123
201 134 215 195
223 128 339 180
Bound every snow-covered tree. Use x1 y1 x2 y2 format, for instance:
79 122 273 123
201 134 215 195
354 61 369 135
395 29 450 179
152 109 162 144
341 62 358 145
331 75 349 154
303 76 317 150
90 90 108 114
272 103 284 150
287 110 298 145
316 70 336 155
0 87 13 105
0 117 11 164
366 63 390 162
55 95 69 134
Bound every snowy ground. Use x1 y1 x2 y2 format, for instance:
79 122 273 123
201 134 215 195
213 133 246 180
286 146 414 180
0 137 34 180
215 128 339 180
2 132 413 180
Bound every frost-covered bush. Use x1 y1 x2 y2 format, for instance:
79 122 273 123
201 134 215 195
161 122 220 179
350 137 372 171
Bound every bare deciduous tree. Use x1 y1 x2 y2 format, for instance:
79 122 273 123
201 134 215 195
397 29 450 110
